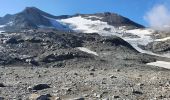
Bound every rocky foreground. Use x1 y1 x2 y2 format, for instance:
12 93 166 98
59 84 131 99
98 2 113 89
1 64 170 100
0 30 170 99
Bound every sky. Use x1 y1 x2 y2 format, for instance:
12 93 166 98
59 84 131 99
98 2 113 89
0 0 170 26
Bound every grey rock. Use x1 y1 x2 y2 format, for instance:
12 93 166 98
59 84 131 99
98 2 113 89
0 97 4 100
0 83 5 87
36 94 52 100
132 90 143 95
29 84 50 91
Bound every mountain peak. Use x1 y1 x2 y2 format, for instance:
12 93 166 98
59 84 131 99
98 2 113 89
24 7 40 11
0 7 144 31
22 7 43 15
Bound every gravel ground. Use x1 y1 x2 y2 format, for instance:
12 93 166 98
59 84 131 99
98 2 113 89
1 64 170 100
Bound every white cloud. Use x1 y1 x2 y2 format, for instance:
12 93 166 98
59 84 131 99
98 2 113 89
144 4 170 31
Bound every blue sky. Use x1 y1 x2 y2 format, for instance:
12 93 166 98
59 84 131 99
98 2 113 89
0 0 169 26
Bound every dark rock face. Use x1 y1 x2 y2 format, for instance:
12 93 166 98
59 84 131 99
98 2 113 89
100 12 144 28
4 7 57 30
0 7 61 31
0 14 13 25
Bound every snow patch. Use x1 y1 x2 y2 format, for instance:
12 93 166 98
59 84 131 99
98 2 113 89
0 31 4 33
58 16 120 35
147 61 170 69
77 47 98 56
126 29 154 36
6 21 14 26
155 37 170 42
0 25 6 28
125 29 154 45
123 29 154 53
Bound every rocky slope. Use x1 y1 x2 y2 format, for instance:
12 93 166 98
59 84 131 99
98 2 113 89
0 30 156 67
0 30 170 100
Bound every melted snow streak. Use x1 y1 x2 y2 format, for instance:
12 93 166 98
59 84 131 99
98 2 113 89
155 37 170 42
147 61 170 69
77 47 98 56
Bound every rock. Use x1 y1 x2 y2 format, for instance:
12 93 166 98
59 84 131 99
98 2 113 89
25 59 39 66
132 90 143 95
89 73 94 76
96 94 102 98
113 95 120 99
115 69 120 72
5 38 18 44
55 97 61 100
94 93 102 98
29 93 40 100
0 83 5 87
29 93 60 100
36 94 52 100
137 83 144 87
0 97 4 100
74 72 78 76
29 84 50 91
89 67 95 71
110 75 117 79
102 98 109 100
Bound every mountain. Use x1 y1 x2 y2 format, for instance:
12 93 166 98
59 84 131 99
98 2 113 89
1 7 170 100
0 7 60 30
0 7 144 31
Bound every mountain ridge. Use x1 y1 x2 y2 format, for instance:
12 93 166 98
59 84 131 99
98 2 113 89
0 7 144 31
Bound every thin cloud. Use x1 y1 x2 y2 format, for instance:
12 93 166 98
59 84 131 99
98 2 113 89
144 4 170 31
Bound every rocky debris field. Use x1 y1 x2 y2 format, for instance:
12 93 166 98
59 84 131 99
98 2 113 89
1 65 170 100
0 30 170 99
0 30 160 67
